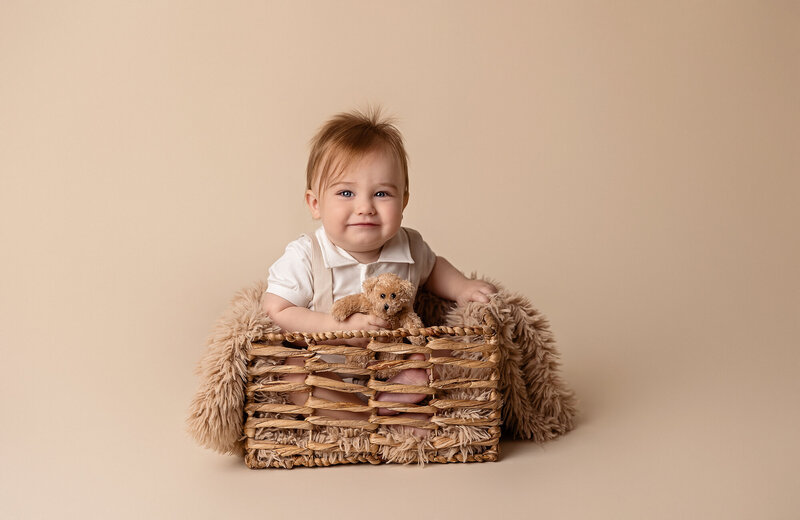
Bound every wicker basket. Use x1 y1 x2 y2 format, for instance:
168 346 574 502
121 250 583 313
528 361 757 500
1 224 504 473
243 314 501 468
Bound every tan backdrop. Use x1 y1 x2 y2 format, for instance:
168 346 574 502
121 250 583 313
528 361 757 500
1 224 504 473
2 2 798 518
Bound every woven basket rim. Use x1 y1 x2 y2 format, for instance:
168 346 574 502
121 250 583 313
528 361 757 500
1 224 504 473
264 320 496 344
264 310 498 343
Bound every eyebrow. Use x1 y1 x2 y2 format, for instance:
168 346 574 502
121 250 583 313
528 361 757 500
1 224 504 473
328 182 398 189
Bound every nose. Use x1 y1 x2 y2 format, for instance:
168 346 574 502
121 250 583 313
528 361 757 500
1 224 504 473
356 195 376 215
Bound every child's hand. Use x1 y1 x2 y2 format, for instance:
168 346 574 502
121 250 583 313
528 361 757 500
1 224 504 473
338 312 390 348
456 280 498 306
342 312 390 331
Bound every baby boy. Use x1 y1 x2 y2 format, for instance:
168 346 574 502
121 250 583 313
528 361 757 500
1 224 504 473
261 108 496 426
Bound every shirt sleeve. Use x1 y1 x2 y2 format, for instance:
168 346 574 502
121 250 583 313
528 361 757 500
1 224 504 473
265 235 314 308
406 228 437 288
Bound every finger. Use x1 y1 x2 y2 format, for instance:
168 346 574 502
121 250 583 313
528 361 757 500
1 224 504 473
478 282 497 293
471 290 490 303
479 285 497 297
371 318 390 329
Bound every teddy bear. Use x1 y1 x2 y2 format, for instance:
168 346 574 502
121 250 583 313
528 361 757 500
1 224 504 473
331 273 429 407
331 272 424 332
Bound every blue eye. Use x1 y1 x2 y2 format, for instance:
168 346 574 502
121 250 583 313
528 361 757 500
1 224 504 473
375 191 390 198
338 190 354 197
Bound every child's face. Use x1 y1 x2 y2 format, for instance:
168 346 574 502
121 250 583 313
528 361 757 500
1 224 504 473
306 148 408 263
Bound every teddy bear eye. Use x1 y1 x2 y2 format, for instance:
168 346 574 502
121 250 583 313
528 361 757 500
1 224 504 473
391 293 396 299
380 293 385 299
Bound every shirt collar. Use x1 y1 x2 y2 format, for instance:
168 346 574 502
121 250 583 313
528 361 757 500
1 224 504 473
316 226 414 268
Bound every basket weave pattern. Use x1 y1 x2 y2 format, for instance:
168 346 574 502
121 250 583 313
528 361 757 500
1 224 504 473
244 317 501 468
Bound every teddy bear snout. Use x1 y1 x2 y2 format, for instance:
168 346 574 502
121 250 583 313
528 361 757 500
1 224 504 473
384 303 389 311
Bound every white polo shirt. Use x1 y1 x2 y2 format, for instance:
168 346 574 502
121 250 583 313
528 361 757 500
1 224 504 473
266 226 437 311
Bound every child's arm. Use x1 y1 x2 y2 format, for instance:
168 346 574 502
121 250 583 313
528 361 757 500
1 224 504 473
423 256 497 305
261 293 389 333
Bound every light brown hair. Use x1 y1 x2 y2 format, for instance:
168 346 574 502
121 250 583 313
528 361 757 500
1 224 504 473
306 107 409 195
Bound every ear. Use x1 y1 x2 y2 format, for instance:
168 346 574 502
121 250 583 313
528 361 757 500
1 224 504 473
402 191 409 210
305 189 321 220
362 277 377 294
398 277 414 300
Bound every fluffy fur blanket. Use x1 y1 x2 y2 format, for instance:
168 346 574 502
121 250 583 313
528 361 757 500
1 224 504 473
188 278 576 458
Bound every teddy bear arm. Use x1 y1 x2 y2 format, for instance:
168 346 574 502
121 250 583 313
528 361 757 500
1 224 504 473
400 311 424 330
399 311 425 345
331 294 370 322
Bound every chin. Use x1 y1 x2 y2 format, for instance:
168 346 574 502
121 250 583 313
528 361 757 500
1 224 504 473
349 242 382 252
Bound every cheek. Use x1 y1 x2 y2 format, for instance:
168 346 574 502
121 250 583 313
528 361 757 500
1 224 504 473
322 203 347 222
381 200 404 218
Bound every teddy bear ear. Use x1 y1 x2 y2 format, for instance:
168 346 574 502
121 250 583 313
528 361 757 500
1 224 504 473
399 277 414 299
363 277 377 294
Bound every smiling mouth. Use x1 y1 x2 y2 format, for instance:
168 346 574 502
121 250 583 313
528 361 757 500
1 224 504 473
349 223 379 227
